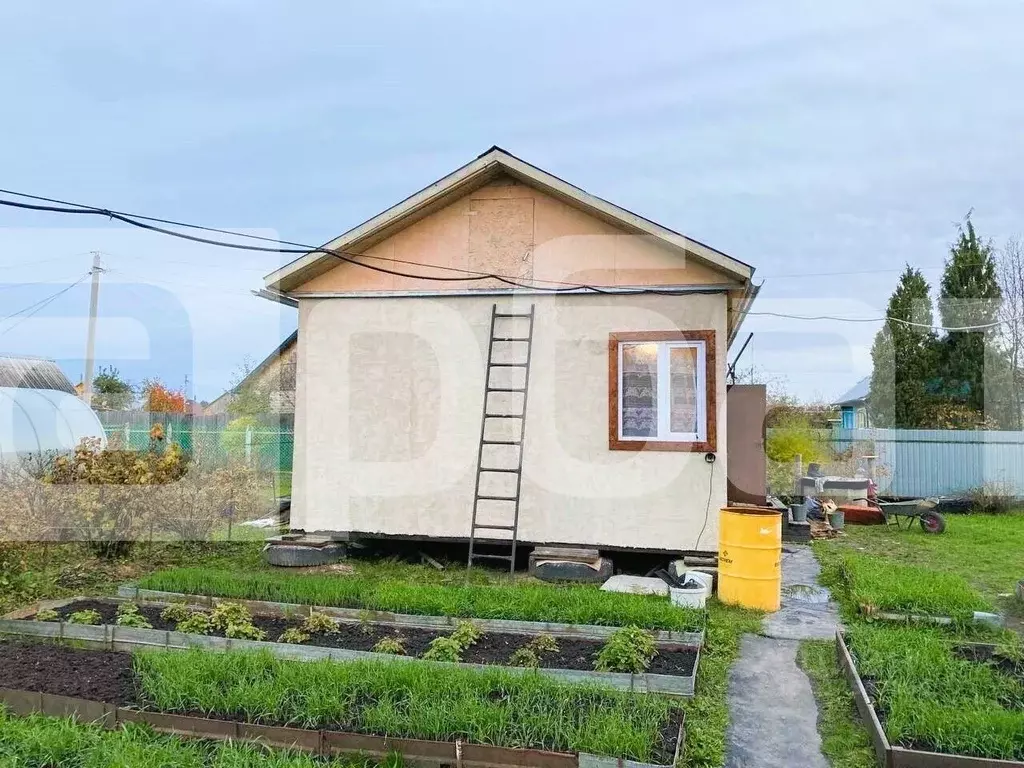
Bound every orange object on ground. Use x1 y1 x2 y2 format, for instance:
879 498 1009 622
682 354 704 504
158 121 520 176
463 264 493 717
838 504 885 525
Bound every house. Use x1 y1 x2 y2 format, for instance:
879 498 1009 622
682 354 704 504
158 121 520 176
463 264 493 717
261 147 759 555
833 377 871 429
204 331 298 417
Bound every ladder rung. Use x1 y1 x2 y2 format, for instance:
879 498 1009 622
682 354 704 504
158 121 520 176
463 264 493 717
473 524 516 531
477 494 519 501
494 313 533 318
485 413 523 418
481 440 521 446
492 337 530 342
489 363 528 367
478 467 520 474
487 387 526 393
471 553 514 561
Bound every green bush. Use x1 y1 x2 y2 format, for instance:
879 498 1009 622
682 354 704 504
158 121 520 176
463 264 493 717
115 603 152 629
371 636 407 655
67 609 101 625
595 626 658 673
300 611 338 635
159 603 192 623
34 608 59 622
176 612 213 635
221 416 261 461
277 627 310 644
210 602 252 631
224 621 267 641
528 634 560 654
421 636 463 663
509 646 540 667
449 620 482 649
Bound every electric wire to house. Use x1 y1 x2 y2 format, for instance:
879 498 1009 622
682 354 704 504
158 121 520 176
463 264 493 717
0 186 1010 331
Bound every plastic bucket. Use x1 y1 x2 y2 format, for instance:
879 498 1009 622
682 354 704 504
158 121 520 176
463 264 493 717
828 510 845 530
717 507 782 611
669 571 712 609
790 503 808 522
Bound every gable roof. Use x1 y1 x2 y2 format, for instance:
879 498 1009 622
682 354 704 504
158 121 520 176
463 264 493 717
0 355 75 394
265 146 755 294
204 330 297 412
833 376 871 407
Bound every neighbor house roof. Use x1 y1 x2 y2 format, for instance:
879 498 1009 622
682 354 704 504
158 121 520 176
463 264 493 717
264 146 756 294
833 376 871 407
205 330 297 413
0 356 75 394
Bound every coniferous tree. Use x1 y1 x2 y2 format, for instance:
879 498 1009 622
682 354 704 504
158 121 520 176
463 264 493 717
937 216 1009 424
869 266 938 427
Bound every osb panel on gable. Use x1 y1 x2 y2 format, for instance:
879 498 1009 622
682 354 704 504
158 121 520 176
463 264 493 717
468 197 534 282
292 179 731 294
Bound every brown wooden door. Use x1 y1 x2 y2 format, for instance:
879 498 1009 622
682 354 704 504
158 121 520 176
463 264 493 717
727 384 766 505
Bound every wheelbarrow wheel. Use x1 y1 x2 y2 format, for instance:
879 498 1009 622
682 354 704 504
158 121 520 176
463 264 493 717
919 511 946 534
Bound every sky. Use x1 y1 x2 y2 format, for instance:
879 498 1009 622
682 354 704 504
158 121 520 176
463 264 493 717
1 1 1022 403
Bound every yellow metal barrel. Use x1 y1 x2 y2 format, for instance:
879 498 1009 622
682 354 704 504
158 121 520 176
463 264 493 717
717 507 782 611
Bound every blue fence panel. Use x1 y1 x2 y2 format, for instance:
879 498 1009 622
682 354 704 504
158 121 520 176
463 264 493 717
831 427 1024 497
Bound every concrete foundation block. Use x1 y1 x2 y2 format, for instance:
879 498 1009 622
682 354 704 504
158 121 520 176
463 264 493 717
600 575 669 596
530 557 612 583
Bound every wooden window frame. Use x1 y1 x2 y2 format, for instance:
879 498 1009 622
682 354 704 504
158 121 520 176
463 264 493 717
608 330 717 452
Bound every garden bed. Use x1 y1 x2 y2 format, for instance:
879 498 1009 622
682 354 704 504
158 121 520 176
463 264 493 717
836 629 1024 767
118 584 705 646
132 568 705 632
32 598 698 677
1 597 700 696
0 639 685 768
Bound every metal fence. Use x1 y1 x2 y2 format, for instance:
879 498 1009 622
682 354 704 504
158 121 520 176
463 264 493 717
96 412 293 475
831 427 1024 498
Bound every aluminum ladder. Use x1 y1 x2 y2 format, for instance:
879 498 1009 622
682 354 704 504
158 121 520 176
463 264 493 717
467 303 535 572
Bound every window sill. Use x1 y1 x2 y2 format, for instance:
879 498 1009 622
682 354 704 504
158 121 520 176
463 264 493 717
609 438 716 452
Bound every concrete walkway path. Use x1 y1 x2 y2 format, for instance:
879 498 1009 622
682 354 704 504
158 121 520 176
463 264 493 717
724 546 842 768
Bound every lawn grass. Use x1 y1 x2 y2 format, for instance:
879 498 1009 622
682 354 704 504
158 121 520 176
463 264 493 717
0 708 400 767
136 567 706 631
134 648 679 763
677 601 763 768
816 549 992 622
0 541 266 618
797 641 875 768
814 513 1024 615
844 623 1024 760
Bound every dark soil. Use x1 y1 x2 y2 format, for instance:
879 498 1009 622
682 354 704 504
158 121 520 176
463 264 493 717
0 638 135 705
39 599 698 676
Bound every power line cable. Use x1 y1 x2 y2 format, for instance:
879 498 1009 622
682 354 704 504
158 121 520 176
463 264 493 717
0 188 736 295
739 309 1005 332
0 273 89 336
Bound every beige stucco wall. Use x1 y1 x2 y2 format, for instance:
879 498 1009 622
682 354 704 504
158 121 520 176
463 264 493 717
294 176 731 295
292 292 728 552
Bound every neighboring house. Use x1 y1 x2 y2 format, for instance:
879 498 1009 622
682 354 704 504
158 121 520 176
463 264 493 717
834 376 871 428
205 331 298 417
261 147 759 554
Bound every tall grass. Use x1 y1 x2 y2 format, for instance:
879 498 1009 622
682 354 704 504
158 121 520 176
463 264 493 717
137 568 704 631
134 648 678 762
818 551 992 621
0 707 400 767
847 624 1024 760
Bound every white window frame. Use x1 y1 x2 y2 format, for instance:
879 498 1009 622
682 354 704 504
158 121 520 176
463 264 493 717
617 340 707 443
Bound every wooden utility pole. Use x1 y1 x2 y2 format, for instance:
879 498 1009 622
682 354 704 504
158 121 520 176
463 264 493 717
81 251 103 405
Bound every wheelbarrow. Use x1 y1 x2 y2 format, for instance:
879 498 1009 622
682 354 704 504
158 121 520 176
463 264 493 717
875 498 946 534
